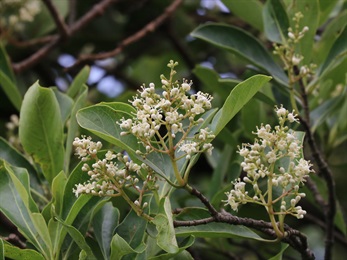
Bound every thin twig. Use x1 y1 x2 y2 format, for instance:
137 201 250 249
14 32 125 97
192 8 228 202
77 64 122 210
177 185 315 259
68 0 183 70
12 0 117 73
42 0 70 38
7 35 55 47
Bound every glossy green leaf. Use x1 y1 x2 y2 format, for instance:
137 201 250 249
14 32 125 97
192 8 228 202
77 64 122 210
19 82 64 185
0 160 51 259
64 85 88 173
67 66 90 99
31 213 52 252
92 202 119 260
175 208 271 242
52 171 67 216
152 197 179 254
318 25 347 76
0 137 42 192
52 88 74 124
110 234 146 260
191 23 287 85
76 103 141 159
221 0 264 31
55 217 96 259
209 75 272 136
53 158 103 256
2 240 45 260
115 207 149 249
263 0 289 43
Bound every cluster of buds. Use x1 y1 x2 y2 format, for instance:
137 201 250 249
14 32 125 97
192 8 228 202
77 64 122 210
73 136 157 210
0 0 41 32
119 60 215 160
225 106 314 222
273 12 316 78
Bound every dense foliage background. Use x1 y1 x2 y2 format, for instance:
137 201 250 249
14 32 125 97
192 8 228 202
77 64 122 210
1 0 347 259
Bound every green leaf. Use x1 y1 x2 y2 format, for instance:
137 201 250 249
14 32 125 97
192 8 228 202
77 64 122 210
149 236 195 260
64 85 88 173
263 0 289 43
207 144 233 199
318 0 339 26
52 88 74 124
0 137 42 193
0 160 51 259
67 66 90 99
92 202 119 260
31 213 52 252
55 217 97 260
2 240 45 260
0 70 22 111
191 23 287 85
115 208 148 249
313 10 347 66
76 103 141 159
152 197 179 254
110 234 146 260
19 82 64 185
209 75 272 136
193 65 240 99
334 202 347 236
175 208 271 242
318 25 347 76
310 94 345 132
221 0 264 31
52 171 67 216
0 44 22 110
0 43 15 81
268 243 289 260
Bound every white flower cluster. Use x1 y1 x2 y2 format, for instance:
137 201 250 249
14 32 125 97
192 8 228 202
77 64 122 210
72 136 156 208
119 60 215 160
225 106 314 219
5 114 20 147
0 0 41 31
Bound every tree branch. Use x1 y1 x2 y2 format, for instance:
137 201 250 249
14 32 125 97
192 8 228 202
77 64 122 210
12 0 117 73
177 185 315 259
67 0 183 70
42 0 70 38
295 67 336 260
